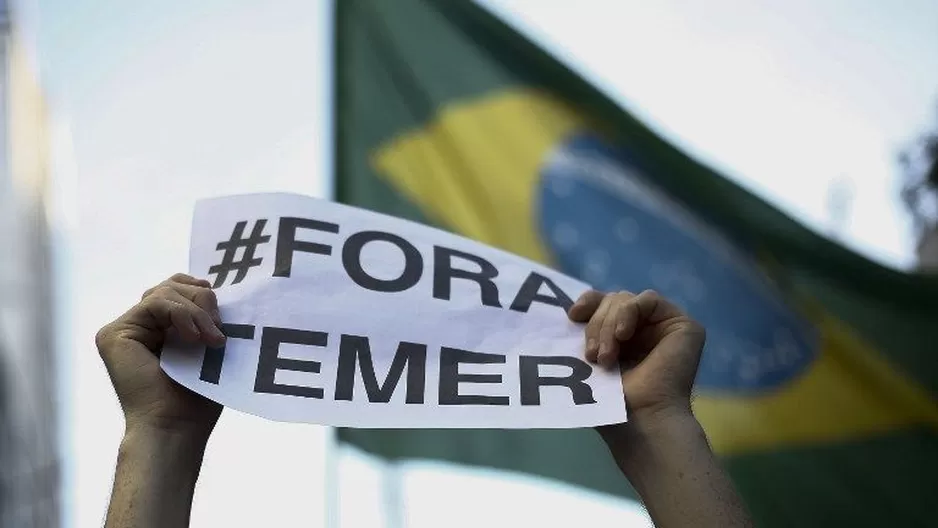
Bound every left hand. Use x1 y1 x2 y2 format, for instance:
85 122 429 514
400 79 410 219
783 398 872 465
96 274 227 441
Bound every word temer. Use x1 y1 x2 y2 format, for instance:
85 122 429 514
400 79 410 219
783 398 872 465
200 324 598 406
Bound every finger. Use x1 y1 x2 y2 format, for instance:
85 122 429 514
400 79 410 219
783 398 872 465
584 295 613 363
598 294 634 367
142 274 213 300
613 295 643 342
604 290 686 367
168 300 202 342
170 283 222 326
169 273 213 288
616 289 704 380
140 295 200 342
638 289 687 324
141 290 225 346
568 290 605 322
142 280 221 326
162 290 226 346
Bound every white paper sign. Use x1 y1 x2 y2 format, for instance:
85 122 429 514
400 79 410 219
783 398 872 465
161 193 626 428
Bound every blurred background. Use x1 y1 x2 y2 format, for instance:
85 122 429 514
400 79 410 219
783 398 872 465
0 0 936 527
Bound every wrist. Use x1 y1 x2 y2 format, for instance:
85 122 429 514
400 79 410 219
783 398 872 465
124 414 215 447
598 406 709 476
121 422 211 467
108 420 208 527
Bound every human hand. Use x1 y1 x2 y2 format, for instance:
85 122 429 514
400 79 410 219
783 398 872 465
569 290 753 528
95 273 227 441
567 289 705 443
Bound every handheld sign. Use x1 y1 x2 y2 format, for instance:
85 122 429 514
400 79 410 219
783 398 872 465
161 193 626 428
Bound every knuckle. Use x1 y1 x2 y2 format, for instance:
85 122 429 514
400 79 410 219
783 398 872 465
171 272 193 282
639 289 660 300
95 324 116 354
139 292 171 314
152 284 176 299
194 288 218 307
138 295 157 310
577 289 601 305
586 317 603 334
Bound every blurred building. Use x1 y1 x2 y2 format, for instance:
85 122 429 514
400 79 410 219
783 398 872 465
0 0 59 526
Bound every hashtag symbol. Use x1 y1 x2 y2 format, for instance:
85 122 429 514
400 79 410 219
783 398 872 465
209 220 271 288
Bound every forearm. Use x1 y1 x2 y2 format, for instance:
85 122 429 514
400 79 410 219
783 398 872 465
105 425 209 528
603 412 753 528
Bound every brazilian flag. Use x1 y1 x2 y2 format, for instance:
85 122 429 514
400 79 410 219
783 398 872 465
334 1 938 525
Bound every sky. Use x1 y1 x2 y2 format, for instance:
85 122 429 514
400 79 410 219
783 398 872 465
14 0 938 527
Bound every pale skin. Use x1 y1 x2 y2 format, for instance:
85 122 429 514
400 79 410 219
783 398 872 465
96 274 753 528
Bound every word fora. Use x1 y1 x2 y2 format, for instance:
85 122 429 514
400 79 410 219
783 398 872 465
209 217 577 313
201 324 598 406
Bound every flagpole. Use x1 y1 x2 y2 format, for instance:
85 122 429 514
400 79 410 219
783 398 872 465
381 463 406 528
324 426 340 528
325 0 340 525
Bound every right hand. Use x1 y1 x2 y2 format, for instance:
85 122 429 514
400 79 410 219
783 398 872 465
95 274 227 440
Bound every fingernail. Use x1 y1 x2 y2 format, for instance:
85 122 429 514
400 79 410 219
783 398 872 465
586 339 597 354
598 342 609 361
